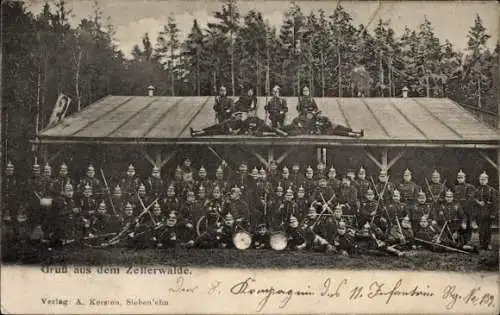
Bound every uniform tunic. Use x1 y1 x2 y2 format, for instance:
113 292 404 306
265 97 288 127
213 96 235 122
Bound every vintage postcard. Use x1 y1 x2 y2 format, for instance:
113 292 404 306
1 0 499 314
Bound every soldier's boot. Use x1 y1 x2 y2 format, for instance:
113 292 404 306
190 128 205 137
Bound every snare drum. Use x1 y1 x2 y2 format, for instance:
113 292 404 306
233 231 252 250
269 231 288 251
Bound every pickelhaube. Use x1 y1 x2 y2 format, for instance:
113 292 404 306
175 165 182 173
366 188 374 195
329 166 336 173
152 165 160 172
276 183 283 192
128 164 135 171
231 185 241 193
479 171 488 179
125 202 133 210
358 166 366 174
198 184 205 192
44 162 52 171
417 189 426 198
282 166 289 172
289 216 299 228
138 183 146 191
7 161 14 169
199 166 206 173
298 185 305 192
457 169 465 177
403 168 411 175
393 189 401 197
431 169 440 177
338 220 346 229
259 167 266 175
379 169 387 176
87 164 95 171
286 186 293 195
445 189 453 197
113 185 121 194
251 167 258 175
60 162 68 170
98 201 106 210
84 183 92 190
212 185 221 193
306 166 313 173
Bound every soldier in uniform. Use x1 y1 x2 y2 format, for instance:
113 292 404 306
398 169 420 213
299 207 336 252
382 189 408 233
327 166 342 195
436 190 465 246
373 170 395 205
267 184 285 229
170 166 185 196
223 186 250 230
196 185 209 207
359 188 378 226
40 163 54 197
303 166 316 199
473 172 497 250
161 183 181 215
78 164 103 199
338 175 359 216
213 165 230 196
51 163 73 197
264 85 288 128
119 164 141 199
272 187 297 231
355 167 371 202
3 161 18 221
230 162 251 201
239 110 287 136
278 166 293 190
295 185 310 222
412 190 433 228
79 184 97 234
195 166 212 195
213 86 235 123
51 182 80 246
316 162 326 181
425 169 447 207
145 165 164 199
178 190 202 245
267 159 280 188
297 86 319 117
310 176 336 207
191 111 244 136
333 220 356 256
181 170 196 198
234 86 257 112
181 157 194 181
290 162 305 188
204 185 225 229
111 185 126 217
453 169 475 243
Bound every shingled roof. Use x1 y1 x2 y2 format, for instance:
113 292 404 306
37 96 499 148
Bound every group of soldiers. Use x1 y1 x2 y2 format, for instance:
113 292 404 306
190 85 364 138
2 157 497 256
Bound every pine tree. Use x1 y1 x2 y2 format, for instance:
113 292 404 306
156 14 180 96
181 19 205 95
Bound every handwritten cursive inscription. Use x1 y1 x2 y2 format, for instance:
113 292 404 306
168 276 198 294
442 285 496 310
230 277 315 312
367 279 434 304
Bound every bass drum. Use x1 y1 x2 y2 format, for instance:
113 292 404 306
233 231 252 250
269 231 288 251
196 216 207 236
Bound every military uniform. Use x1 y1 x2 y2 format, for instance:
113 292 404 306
354 178 371 202
473 176 497 249
213 95 235 123
120 176 142 199
338 184 358 215
234 92 257 112
265 95 288 128
145 167 165 199
398 181 420 207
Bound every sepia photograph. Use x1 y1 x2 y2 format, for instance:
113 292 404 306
1 0 499 313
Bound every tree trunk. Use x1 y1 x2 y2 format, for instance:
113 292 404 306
230 32 235 96
74 48 82 111
321 50 325 97
337 45 341 97
170 46 175 96
425 75 430 97
477 76 482 109
388 57 393 97
196 50 200 96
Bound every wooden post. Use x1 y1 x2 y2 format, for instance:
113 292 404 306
381 148 388 171
268 148 274 164
155 149 162 168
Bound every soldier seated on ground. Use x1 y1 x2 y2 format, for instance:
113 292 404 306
284 111 364 137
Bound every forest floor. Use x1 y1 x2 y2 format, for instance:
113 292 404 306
3 240 498 272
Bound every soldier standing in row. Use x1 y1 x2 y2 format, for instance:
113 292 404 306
355 167 371 203
51 163 73 197
3 161 18 220
473 172 497 250
453 170 475 243
145 166 164 199
398 169 420 212
264 85 288 129
78 164 102 199
234 86 257 113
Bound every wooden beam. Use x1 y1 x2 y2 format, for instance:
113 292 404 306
47 148 65 164
316 148 321 164
251 149 269 168
479 151 498 170
381 148 388 171
159 149 178 168
141 149 156 167
365 149 382 170
276 148 294 164
387 150 405 170
155 150 162 167
322 148 327 165
268 148 274 163
41 146 48 164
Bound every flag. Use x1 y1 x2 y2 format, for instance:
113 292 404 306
48 94 71 127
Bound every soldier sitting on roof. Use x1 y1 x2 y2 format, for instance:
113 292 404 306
234 86 257 112
283 86 364 137
190 111 287 137
213 86 235 123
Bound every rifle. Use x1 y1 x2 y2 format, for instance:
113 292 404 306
414 237 471 255
137 197 159 225
425 178 446 204
100 168 117 215
369 176 390 224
